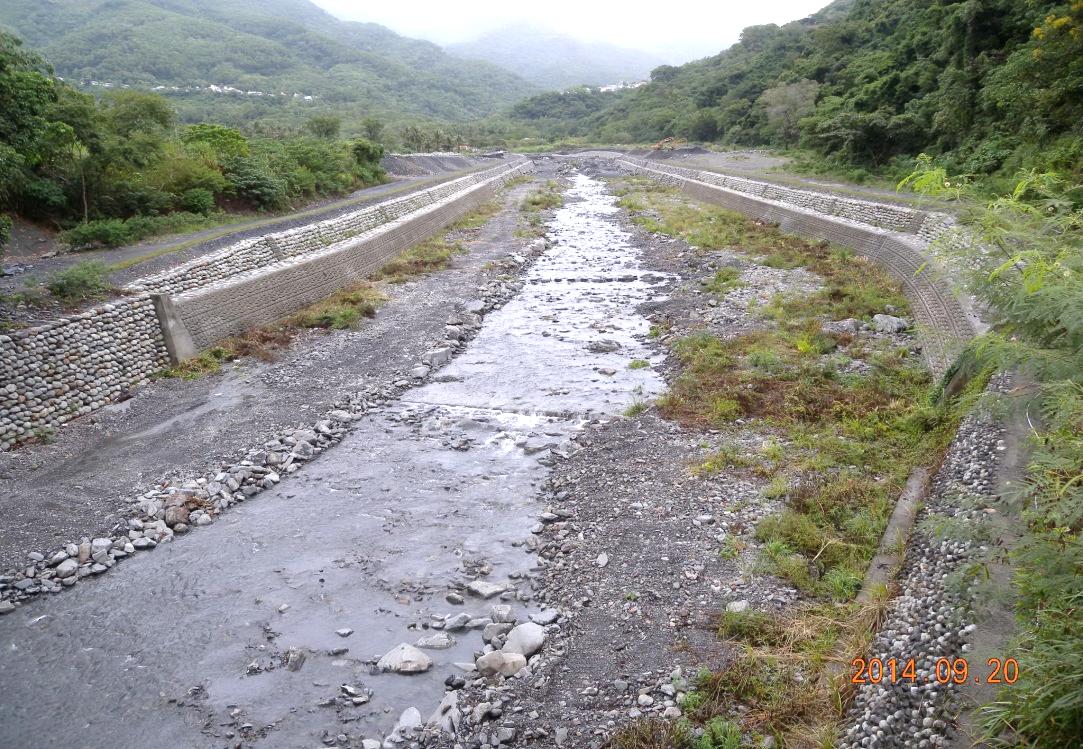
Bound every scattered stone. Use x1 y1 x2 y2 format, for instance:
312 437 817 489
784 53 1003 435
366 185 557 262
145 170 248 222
490 604 515 623
53 559 78 579
285 647 306 672
529 609 560 625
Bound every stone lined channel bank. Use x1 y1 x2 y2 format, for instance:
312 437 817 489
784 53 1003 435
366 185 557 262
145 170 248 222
0 172 674 746
0 159 531 452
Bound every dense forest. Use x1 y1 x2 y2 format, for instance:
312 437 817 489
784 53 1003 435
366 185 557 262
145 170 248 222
0 0 535 127
0 31 385 251
506 0 1083 181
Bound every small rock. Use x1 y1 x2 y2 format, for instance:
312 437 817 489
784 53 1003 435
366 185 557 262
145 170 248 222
490 604 515 623
467 580 506 599
416 632 455 650
377 643 433 674
503 622 546 657
530 609 560 625
475 650 527 677
873 314 910 333
285 647 306 672
54 559 78 579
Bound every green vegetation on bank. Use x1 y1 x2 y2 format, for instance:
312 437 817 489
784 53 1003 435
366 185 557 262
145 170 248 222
610 178 966 745
505 0 1082 186
0 30 386 255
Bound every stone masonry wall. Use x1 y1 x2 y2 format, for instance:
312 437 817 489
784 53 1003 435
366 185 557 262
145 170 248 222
0 159 531 451
0 297 169 451
619 157 979 376
632 158 935 234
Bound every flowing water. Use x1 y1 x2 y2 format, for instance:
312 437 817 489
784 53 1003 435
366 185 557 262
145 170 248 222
0 173 673 746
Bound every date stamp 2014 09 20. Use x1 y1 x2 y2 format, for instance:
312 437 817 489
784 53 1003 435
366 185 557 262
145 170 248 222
850 657 1020 685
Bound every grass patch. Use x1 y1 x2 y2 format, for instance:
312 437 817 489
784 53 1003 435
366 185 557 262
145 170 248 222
703 266 745 297
517 180 564 238
629 358 650 370
606 718 692 749
288 284 385 329
694 443 756 475
673 601 891 748
520 180 564 212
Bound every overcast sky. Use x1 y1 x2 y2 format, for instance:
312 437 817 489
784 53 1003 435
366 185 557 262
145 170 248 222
311 0 829 63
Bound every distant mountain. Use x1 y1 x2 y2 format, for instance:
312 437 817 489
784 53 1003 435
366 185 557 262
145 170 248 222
0 0 537 121
448 25 664 90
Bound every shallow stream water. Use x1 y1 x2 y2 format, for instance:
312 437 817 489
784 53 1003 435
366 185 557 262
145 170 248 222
0 173 672 746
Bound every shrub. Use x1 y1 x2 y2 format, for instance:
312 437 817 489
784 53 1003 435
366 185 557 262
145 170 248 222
45 261 111 303
350 137 384 166
224 155 289 210
180 187 215 215
181 124 249 159
60 219 130 250
903 160 1083 747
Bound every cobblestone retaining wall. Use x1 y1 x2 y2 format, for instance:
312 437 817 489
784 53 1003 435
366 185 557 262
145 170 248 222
631 157 940 234
0 159 532 451
171 160 533 350
127 162 518 297
0 297 169 451
619 157 979 375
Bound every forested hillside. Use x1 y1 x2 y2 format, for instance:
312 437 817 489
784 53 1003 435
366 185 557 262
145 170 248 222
0 0 536 124
0 31 386 253
448 25 663 90
508 0 1083 179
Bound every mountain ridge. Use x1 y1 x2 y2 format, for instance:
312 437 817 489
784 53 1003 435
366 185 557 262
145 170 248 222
0 0 538 121
447 24 663 90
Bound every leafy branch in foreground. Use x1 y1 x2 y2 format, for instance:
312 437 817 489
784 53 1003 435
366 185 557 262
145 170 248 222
905 155 1083 748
